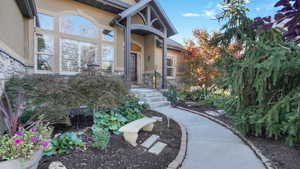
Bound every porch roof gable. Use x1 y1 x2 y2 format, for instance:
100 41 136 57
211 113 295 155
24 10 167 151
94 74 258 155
111 0 177 37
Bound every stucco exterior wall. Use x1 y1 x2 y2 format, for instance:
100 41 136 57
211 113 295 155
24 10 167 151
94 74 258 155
144 35 155 72
0 0 27 61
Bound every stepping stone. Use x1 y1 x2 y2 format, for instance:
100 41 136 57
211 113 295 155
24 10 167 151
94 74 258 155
205 111 220 117
49 161 67 169
152 116 163 122
148 142 167 155
142 135 160 148
217 110 226 115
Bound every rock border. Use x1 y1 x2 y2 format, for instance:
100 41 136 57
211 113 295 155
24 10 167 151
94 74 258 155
177 106 275 169
151 110 188 169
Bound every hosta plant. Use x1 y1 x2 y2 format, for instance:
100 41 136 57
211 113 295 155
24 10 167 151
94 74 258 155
45 132 85 155
93 110 128 134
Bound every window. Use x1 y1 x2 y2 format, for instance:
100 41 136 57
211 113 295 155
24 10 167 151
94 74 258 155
36 13 54 30
102 45 114 72
34 13 116 74
60 16 97 38
102 29 115 41
36 34 54 71
167 56 176 77
80 42 97 68
61 39 80 73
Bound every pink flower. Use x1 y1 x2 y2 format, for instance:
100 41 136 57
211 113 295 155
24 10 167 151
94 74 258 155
31 136 40 142
15 131 23 136
42 141 49 148
31 128 37 132
13 138 23 145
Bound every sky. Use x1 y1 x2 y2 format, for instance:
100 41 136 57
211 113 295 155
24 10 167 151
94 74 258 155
157 0 279 43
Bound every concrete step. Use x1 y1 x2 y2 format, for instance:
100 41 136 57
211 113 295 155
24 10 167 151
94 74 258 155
130 88 170 109
141 135 160 149
143 96 167 102
149 101 170 109
138 92 163 98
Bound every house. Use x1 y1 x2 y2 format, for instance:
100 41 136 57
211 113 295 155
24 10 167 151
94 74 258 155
0 0 186 92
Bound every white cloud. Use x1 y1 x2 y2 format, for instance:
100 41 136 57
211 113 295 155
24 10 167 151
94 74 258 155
182 13 200 17
255 8 260 11
203 10 216 18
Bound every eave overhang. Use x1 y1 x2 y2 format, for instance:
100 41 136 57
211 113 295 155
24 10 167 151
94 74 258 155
16 0 37 18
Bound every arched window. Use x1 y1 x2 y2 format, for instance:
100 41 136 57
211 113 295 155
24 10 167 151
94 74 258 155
60 15 97 38
35 12 115 74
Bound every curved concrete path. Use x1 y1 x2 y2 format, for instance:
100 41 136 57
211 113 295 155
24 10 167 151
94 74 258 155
153 106 265 169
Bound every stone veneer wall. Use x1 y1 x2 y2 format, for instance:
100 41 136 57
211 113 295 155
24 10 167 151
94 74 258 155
0 49 27 134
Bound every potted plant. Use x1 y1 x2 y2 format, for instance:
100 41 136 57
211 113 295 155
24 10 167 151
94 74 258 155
0 91 52 169
0 119 52 169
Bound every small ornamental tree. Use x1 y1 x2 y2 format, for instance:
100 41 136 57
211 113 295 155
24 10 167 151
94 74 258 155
184 30 221 87
253 0 300 43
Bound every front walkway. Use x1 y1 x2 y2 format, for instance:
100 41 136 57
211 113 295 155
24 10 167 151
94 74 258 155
153 106 265 169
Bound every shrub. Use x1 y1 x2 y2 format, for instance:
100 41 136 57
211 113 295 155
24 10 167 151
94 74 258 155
4 74 129 125
0 118 52 161
163 86 178 105
45 132 84 155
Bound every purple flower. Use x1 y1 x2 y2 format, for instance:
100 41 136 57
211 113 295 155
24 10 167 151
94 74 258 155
13 138 23 145
31 136 40 143
15 131 23 136
31 128 37 132
42 141 49 148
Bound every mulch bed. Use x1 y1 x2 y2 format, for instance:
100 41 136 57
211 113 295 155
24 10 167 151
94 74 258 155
38 110 181 169
178 102 300 169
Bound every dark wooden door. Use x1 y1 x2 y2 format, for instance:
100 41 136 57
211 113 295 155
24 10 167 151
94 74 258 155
130 53 138 82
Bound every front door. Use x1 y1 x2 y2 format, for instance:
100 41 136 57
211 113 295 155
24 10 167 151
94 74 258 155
130 53 138 82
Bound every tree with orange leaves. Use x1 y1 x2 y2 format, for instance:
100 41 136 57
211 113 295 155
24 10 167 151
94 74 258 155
183 29 221 87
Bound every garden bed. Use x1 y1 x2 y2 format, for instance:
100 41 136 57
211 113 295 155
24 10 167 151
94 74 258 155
37 110 181 169
178 102 300 169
